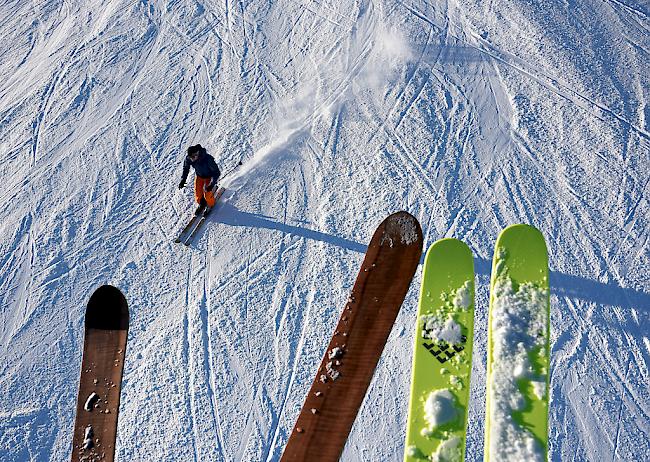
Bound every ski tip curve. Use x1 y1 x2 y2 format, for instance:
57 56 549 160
494 223 549 273
497 224 546 247
86 285 129 330
425 238 473 260
380 211 423 249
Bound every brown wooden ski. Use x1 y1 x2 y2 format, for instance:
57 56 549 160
71 285 129 462
281 211 423 462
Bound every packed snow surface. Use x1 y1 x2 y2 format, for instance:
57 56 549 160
1 0 648 461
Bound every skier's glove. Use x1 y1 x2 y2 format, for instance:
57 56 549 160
206 181 216 192
178 181 185 190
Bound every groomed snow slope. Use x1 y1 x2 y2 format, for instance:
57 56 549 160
0 0 648 460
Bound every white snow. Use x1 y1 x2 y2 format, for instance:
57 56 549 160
531 381 546 401
420 280 471 343
328 347 344 360
424 389 459 430
0 0 647 460
430 435 461 462
452 282 472 311
449 375 463 390
84 392 99 412
83 425 93 450
405 445 421 458
487 276 548 461
326 361 341 381
422 315 463 344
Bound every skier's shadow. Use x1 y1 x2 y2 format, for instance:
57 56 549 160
216 202 368 254
216 203 649 311
474 257 649 311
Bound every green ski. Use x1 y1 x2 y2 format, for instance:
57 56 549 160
484 224 550 462
404 238 475 462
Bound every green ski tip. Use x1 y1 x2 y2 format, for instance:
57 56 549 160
404 238 475 462
485 224 550 462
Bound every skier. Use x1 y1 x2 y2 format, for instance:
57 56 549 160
178 144 221 216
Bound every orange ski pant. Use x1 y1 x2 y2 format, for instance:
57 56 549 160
194 176 216 207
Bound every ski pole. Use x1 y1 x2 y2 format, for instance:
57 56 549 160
220 160 243 181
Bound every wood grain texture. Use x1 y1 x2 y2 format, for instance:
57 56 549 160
71 285 129 462
281 211 423 461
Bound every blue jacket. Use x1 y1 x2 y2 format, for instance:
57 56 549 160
181 147 221 184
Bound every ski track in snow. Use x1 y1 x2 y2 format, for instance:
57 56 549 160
0 0 648 461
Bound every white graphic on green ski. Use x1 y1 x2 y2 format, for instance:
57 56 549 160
404 238 475 462
485 224 550 462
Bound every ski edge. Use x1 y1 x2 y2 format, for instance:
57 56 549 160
174 215 199 243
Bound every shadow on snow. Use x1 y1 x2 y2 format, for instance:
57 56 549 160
214 203 648 311
217 202 367 254
473 257 648 312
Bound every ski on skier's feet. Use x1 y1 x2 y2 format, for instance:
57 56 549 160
176 187 225 246
174 215 200 243
195 204 206 216
183 210 211 246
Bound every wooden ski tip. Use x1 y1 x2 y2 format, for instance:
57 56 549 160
280 211 423 462
379 211 423 249
73 285 129 462
86 285 129 330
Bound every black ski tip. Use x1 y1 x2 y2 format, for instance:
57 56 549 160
86 285 129 330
